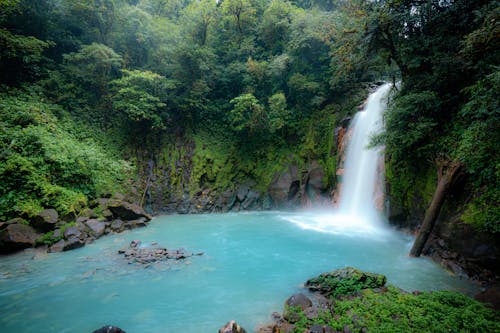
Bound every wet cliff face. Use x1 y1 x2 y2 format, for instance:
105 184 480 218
386 171 499 283
135 139 333 215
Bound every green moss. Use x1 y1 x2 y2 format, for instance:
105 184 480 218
462 187 500 234
305 267 387 298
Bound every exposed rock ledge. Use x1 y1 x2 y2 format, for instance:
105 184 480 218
0 198 152 255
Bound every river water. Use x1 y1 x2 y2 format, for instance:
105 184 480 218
0 213 474 332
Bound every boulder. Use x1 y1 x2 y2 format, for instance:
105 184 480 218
305 163 327 202
285 293 313 310
108 200 152 221
475 287 500 311
31 209 59 232
48 239 65 253
284 293 312 323
237 186 250 202
110 219 125 232
219 320 246 333
269 166 299 207
242 190 260 210
85 219 106 238
92 326 126 333
63 226 81 239
305 267 387 298
63 237 84 251
0 223 40 253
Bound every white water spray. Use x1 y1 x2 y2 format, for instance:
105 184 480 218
282 83 392 236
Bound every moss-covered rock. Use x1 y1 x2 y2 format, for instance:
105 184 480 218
305 267 387 298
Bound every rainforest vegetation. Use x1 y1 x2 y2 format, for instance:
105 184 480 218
0 0 498 252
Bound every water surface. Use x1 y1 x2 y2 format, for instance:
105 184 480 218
0 212 473 333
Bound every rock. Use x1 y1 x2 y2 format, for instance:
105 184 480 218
305 267 387 298
284 293 313 323
92 326 126 333
127 218 148 229
63 226 81 239
118 241 201 266
85 219 106 238
0 223 40 254
219 320 246 333
63 237 84 251
269 165 300 207
237 186 250 202
48 239 65 253
130 240 141 248
305 163 327 202
110 219 125 232
285 293 313 310
80 208 97 219
31 209 59 232
108 200 152 221
75 216 89 224
1 218 26 229
242 190 260 209
309 324 323 333
475 287 500 311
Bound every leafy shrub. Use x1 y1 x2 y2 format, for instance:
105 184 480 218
0 92 130 221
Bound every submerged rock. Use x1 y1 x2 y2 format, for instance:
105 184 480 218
92 326 126 333
118 240 202 266
219 320 246 333
0 223 40 253
305 267 386 298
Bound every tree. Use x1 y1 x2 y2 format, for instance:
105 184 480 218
0 28 52 84
181 0 217 46
111 69 175 131
409 157 463 257
62 43 122 103
229 93 266 135
268 92 289 133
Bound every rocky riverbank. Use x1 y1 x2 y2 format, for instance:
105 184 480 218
0 196 152 255
257 267 499 333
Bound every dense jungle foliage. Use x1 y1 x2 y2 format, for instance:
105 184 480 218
0 0 498 238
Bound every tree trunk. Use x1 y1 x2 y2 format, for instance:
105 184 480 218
409 158 462 257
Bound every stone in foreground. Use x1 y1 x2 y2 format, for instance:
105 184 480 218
0 223 40 253
92 325 126 333
219 320 246 333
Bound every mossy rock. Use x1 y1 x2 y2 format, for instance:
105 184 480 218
305 267 387 298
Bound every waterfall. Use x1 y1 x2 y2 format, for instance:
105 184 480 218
281 83 392 236
338 83 391 218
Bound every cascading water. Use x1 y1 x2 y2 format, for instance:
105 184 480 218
283 83 392 236
339 83 390 216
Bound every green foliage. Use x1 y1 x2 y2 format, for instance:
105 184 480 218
111 69 174 130
0 28 52 84
0 92 130 221
462 188 500 234
287 269 499 333
306 267 387 298
381 91 439 168
229 93 266 134
36 222 76 246
329 287 500 333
